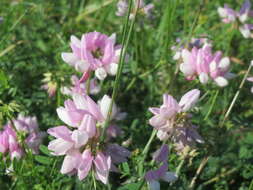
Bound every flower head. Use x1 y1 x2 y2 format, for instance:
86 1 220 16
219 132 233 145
47 93 129 184
149 90 203 151
116 0 154 20
218 4 237 23
0 115 45 159
145 145 177 190
62 32 121 81
218 1 253 38
179 44 232 87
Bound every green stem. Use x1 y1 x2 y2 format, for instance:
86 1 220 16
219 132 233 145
100 0 135 142
141 129 157 157
221 62 252 127
204 90 219 121
249 179 253 190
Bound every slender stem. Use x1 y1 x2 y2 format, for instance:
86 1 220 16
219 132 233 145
100 0 136 142
249 179 253 190
204 90 219 121
189 156 209 189
137 129 163 190
221 61 252 127
141 129 157 157
202 167 238 186
175 158 185 176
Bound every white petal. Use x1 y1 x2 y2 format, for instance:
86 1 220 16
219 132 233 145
219 57 230 71
99 95 117 119
105 63 118 76
73 93 88 110
239 27 251 38
214 76 228 87
61 52 78 65
209 61 217 72
48 138 73 155
74 60 90 72
199 73 209 84
218 7 227 18
181 49 191 63
61 155 75 174
71 130 88 148
157 130 169 141
95 68 107 80
56 107 74 126
70 35 81 48
180 63 195 76
239 14 248 23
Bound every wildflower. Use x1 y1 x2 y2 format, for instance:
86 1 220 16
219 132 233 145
145 145 177 190
218 4 237 23
61 75 100 96
218 1 253 38
179 44 233 87
13 115 46 154
149 90 203 149
116 0 154 19
0 115 45 159
116 0 128 16
48 94 129 184
239 24 253 38
61 32 121 81
238 0 252 22
41 72 57 97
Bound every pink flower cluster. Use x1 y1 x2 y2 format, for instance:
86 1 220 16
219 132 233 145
179 44 233 87
145 145 177 190
47 93 130 184
0 115 45 159
116 0 154 19
218 0 253 38
149 89 204 151
61 32 122 81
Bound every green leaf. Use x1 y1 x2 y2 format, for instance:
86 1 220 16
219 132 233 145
0 70 8 89
122 162 130 175
35 155 53 165
39 145 52 156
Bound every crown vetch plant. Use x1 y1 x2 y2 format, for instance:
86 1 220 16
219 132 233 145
61 32 121 81
179 44 233 87
218 0 253 38
47 93 130 184
149 89 204 151
0 115 45 159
